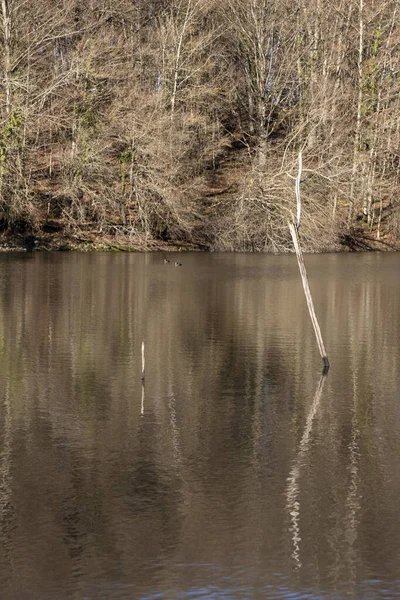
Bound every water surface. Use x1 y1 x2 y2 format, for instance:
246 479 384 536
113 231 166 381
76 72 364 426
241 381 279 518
0 252 399 599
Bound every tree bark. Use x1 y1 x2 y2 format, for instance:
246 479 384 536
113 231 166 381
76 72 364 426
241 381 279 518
1 0 12 116
348 0 364 223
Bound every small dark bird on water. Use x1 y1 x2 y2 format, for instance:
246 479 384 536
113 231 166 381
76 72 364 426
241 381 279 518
164 259 170 264
175 262 182 267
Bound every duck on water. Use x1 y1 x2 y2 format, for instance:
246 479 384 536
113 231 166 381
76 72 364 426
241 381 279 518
163 258 182 266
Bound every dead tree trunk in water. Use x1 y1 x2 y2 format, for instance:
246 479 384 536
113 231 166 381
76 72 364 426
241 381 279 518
289 152 330 369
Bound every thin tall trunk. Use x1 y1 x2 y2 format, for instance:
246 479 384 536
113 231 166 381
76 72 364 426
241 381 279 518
289 153 329 369
1 0 12 116
348 0 364 223
171 0 192 120
376 159 386 240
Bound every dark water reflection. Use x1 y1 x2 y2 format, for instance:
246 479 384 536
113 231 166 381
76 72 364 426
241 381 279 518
0 251 399 599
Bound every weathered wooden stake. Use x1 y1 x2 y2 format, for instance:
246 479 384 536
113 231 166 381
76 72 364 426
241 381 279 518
141 341 145 380
289 152 330 369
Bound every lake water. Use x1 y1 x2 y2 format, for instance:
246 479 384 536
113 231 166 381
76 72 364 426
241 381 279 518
0 251 399 600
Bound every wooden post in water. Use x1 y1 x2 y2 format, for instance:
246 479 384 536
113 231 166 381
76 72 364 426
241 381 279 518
289 152 330 370
141 341 145 381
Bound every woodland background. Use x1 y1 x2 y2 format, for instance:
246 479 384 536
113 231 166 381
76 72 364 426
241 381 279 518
0 0 399 251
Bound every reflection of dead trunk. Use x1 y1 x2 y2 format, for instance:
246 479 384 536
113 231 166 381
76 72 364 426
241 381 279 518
167 380 192 522
0 387 13 541
286 373 327 569
168 389 183 470
344 385 361 592
141 382 145 416
141 341 145 381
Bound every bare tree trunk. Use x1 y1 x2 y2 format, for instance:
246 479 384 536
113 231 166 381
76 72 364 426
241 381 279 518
376 159 386 240
289 221 330 369
348 0 364 223
289 152 330 369
1 0 12 116
170 0 192 120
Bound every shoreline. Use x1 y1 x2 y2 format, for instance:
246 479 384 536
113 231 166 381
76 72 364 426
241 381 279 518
0 231 204 253
0 229 398 254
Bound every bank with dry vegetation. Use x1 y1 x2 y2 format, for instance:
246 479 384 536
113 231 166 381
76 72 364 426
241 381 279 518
1 0 399 252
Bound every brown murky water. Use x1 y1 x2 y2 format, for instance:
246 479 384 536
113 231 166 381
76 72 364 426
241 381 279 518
0 251 399 599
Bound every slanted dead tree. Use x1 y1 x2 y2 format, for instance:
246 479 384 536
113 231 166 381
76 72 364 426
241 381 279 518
288 151 330 369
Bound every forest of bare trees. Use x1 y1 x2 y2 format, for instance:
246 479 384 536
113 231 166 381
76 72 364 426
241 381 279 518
0 0 399 251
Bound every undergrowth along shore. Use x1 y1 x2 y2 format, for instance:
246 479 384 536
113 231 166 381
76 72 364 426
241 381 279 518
0 226 398 253
1 1 400 252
